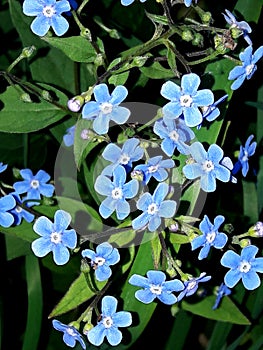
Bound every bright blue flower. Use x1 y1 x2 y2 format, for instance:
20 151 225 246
31 210 77 265
82 84 130 135
121 0 147 6
95 165 139 220
0 162 7 173
23 0 71 37
13 169 55 205
222 9 252 45
52 319 86 349
198 94 228 129
87 295 132 346
153 118 194 156
228 45 263 90
129 270 184 305
81 242 120 281
9 192 35 225
232 134 257 177
63 125 76 147
182 142 231 192
177 272 212 301
191 215 228 260
101 138 144 176
132 182 177 232
221 245 263 290
212 283 231 310
133 155 175 185
0 195 16 227
161 73 214 127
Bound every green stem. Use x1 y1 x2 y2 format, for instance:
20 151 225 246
77 0 90 15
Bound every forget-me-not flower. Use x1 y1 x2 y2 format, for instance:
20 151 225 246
82 84 130 135
121 0 147 6
212 283 231 310
52 319 86 349
182 142 231 192
87 295 132 346
31 209 77 265
133 155 175 185
129 270 184 305
81 242 120 281
0 195 16 227
161 73 214 127
222 9 252 45
95 165 139 220
228 45 263 90
13 169 55 205
153 118 194 156
177 272 212 301
9 192 35 225
221 245 263 290
198 94 228 129
63 125 76 147
101 138 144 176
232 134 257 177
132 182 177 232
0 162 7 173
22 0 71 37
191 215 228 260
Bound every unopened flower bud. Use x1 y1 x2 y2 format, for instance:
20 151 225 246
42 90 52 102
83 323 94 335
131 169 144 182
21 45 36 58
20 93 32 103
80 129 92 140
169 221 179 232
166 266 177 278
249 221 263 237
80 258 90 274
67 95 85 112
240 238 251 248
201 11 212 24
182 30 194 42
94 54 105 67
230 27 243 40
109 29 120 39
192 33 204 47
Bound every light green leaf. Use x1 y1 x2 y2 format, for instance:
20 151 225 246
140 61 175 79
108 71 130 86
170 234 190 244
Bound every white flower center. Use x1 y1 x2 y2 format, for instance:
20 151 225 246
239 260 251 273
43 5 56 17
147 203 158 215
15 206 23 213
112 187 122 199
100 102 113 114
169 130 179 142
180 94 193 107
31 179 39 189
187 280 197 291
245 64 254 76
242 150 248 162
67 328 77 336
103 316 113 328
202 160 214 172
50 232 62 244
94 256 105 266
119 153 130 165
150 284 162 295
206 231 216 243
148 165 159 173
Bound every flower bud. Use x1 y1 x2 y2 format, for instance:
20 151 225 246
21 46 36 58
42 90 52 102
131 169 144 182
169 221 179 232
83 323 94 335
182 30 194 42
240 238 251 248
94 54 105 67
201 11 212 24
192 33 204 47
230 27 243 40
20 93 32 103
67 95 85 112
249 221 263 237
80 258 90 274
80 129 92 140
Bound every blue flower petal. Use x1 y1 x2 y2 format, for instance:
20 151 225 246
129 274 150 288
110 106 130 124
252 46 263 64
96 264 112 281
102 144 121 162
81 248 96 260
31 237 52 257
116 200 130 220
94 84 111 103
106 327 123 346
87 323 106 346
181 73 200 95
31 15 50 36
157 292 177 305
193 89 214 107
183 163 203 180
53 244 70 265
221 250 240 268
93 113 111 134
214 165 231 182
95 175 114 196
242 271 261 290
241 244 258 260
82 101 100 119
109 85 128 105
61 229 77 249
148 215 161 231
162 102 182 119
163 279 184 292
102 295 118 316
112 311 132 327
191 235 206 250
33 216 54 236
50 14 69 36
99 197 116 218
0 212 14 227
147 270 166 284
183 106 203 127
224 269 241 288
135 289 156 304
153 182 169 204
136 192 153 211
158 200 177 218
54 209 71 231
55 0 71 13
161 81 181 100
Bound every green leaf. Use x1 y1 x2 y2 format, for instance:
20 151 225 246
42 36 97 63
169 234 190 244
5 234 31 260
108 71 130 86
0 84 68 133
140 61 175 79
242 180 258 224
182 296 251 325
234 0 263 22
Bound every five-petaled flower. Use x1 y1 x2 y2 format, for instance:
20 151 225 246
212 283 231 310
22 0 71 37
228 45 263 90
220 245 263 290
129 270 184 305
31 209 77 265
87 295 132 346
222 9 252 45
132 182 177 232
161 73 214 127
232 134 257 177
82 84 130 135
95 165 139 220
182 142 231 192
177 272 212 301
52 319 86 349
191 215 228 260
13 169 55 205
9 192 35 225
81 242 120 282
0 195 16 227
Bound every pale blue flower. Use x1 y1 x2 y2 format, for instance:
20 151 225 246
0 162 7 173
191 215 228 260
52 319 86 349
23 0 71 37
87 295 132 346
95 165 139 220
0 195 16 227
81 242 120 282
31 210 77 265
121 0 147 6
9 192 35 225
223 9 252 45
153 118 194 156
132 182 177 232
161 73 214 127
82 84 130 135
182 142 231 192
228 45 263 90
177 272 211 301
129 270 184 305
63 125 76 147
232 134 257 177
221 245 263 290
133 155 175 185
212 283 231 310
